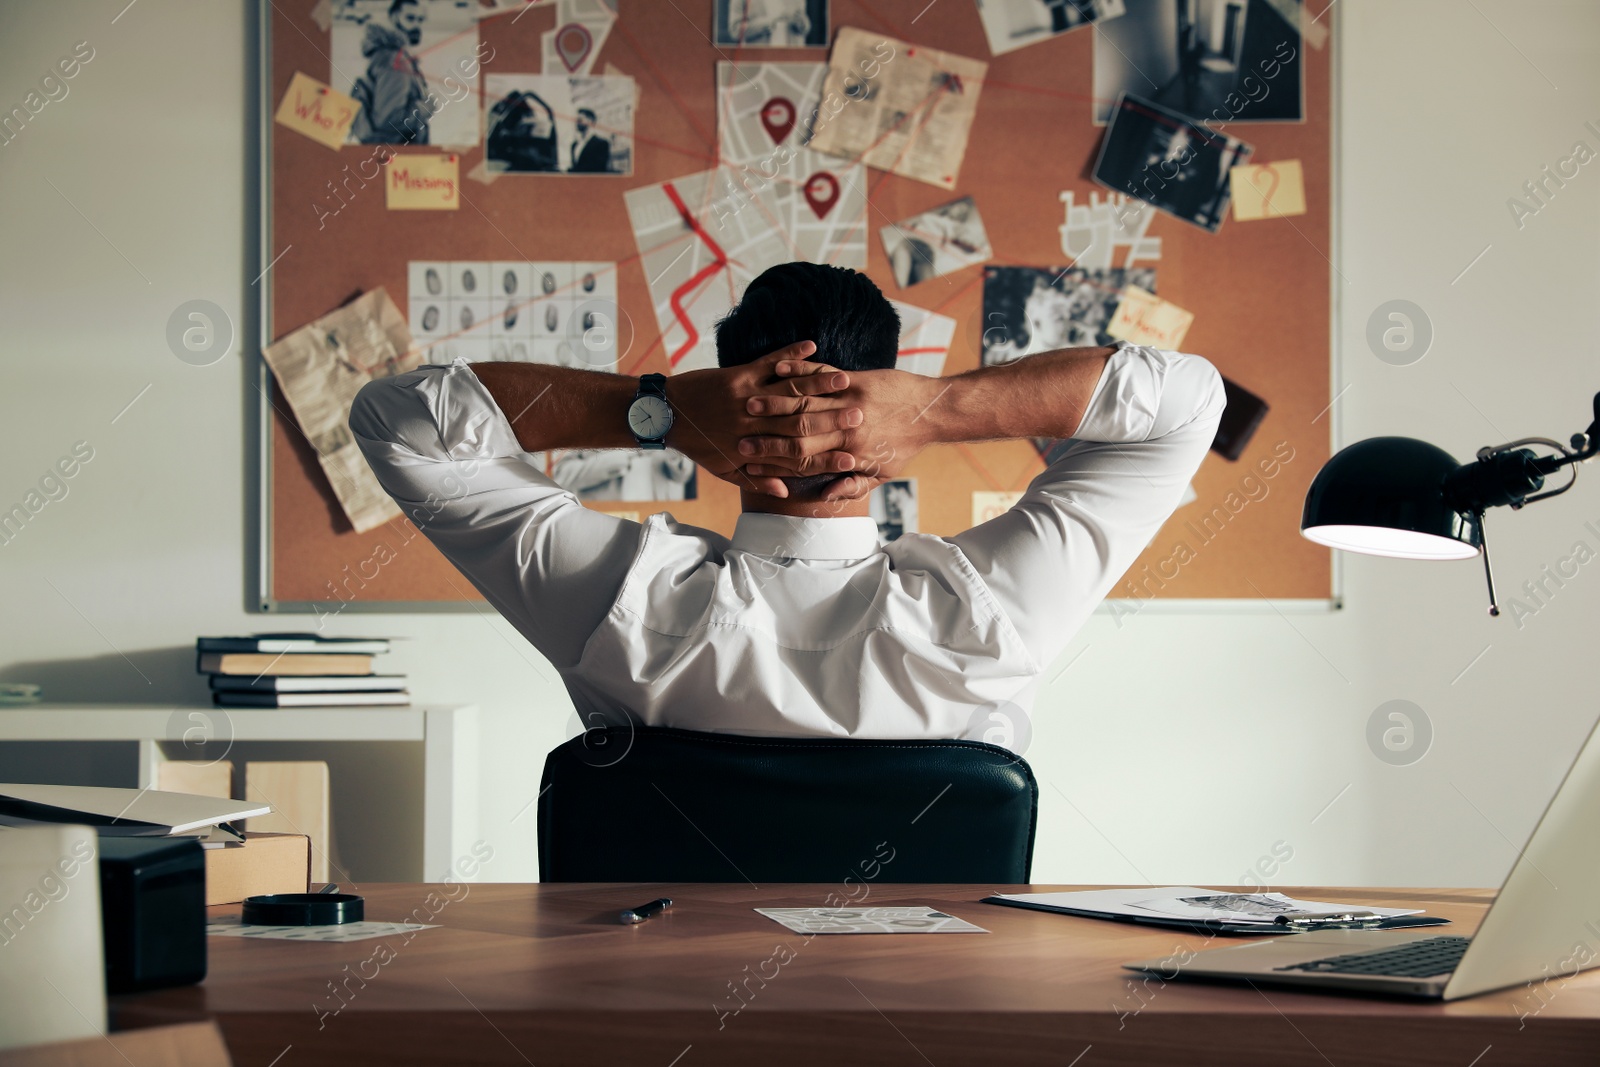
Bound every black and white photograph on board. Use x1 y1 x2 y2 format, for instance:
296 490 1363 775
550 449 698 502
880 197 994 289
1093 93 1253 233
484 74 635 174
979 265 1156 367
713 0 829 46
869 480 918 542
975 0 1126 56
1092 0 1303 125
330 0 482 146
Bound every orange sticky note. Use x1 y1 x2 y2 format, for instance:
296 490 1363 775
273 71 358 151
1229 160 1307 221
385 154 460 211
972 491 1023 526
1106 286 1195 349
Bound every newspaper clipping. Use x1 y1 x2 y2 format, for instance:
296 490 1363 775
807 28 988 190
261 289 421 533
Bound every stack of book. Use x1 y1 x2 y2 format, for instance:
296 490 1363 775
197 633 408 707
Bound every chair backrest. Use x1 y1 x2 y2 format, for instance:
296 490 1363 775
537 726 1037 883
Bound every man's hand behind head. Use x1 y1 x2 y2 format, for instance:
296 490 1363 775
739 361 943 501
665 341 863 499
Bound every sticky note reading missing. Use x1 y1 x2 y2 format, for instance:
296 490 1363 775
274 71 358 151
1229 160 1307 221
973 491 1023 526
1106 286 1195 350
386 154 460 210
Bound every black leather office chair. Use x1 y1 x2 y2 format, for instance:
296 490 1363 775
537 726 1037 883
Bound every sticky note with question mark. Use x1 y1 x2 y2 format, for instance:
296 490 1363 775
273 72 358 151
1229 160 1307 221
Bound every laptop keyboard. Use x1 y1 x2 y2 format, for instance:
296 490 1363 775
1276 935 1471 978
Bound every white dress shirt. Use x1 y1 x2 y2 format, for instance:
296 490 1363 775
348 342 1224 743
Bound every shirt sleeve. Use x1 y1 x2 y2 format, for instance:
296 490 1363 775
347 357 642 669
950 342 1227 668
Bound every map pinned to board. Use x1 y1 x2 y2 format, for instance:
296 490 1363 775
625 62 866 374
892 300 954 378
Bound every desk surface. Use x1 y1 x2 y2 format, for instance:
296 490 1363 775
114 883 1600 1067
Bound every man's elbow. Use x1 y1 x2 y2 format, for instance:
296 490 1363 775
1195 355 1227 422
347 376 399 444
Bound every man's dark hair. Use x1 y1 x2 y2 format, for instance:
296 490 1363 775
577 107 598 122
389 0 418 15
715 262 900 500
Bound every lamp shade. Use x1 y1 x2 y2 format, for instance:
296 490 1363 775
1301 436 1481 560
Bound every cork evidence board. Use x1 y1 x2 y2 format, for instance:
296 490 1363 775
261 0 1334 609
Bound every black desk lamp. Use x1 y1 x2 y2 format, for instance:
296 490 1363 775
1301 391 1600 615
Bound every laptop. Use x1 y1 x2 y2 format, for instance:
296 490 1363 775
1124 712 1600 1000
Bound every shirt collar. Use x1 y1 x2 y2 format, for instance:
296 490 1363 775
730 513 882 560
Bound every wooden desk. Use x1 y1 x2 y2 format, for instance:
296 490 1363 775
112 884 1600 1066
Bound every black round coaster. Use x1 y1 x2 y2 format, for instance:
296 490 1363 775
241 893 365 926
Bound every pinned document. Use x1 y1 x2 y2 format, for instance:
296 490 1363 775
386 154 460 210
1230 160 1308 221
1106 286 1195 349
274 71 359 151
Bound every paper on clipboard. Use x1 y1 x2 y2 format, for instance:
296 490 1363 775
988 887 1422 927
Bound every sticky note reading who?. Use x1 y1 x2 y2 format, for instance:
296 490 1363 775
386 155 460 211
1229 160 1307 221
1106 286 1195 349
274 71 358 151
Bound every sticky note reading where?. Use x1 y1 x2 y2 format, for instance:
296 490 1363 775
1106 286 1195 349
1229 160 1307 221
386 155 460 211
274 71 358 151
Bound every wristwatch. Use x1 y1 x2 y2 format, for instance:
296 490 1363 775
627 373 674 450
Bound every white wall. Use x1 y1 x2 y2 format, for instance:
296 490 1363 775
2 1 1597 888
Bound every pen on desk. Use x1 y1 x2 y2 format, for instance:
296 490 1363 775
620 897 672 924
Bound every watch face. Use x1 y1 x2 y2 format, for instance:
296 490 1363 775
628 395 673 440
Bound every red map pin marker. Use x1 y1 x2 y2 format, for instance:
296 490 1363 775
803 172 840 219
555 22 592 72
760 97 796 144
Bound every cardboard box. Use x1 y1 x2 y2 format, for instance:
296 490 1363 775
203 832 309 906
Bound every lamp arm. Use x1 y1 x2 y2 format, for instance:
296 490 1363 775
1446 390 1600 512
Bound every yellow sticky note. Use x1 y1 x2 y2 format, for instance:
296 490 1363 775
273 71 358 151
1106 286 1195 349
1229 160 1307 221
972 491 1023 526
385 154 460 211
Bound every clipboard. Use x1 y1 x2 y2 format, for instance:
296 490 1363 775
981 890 1452 937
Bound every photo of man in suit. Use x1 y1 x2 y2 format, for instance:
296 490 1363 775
568 108 612 172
